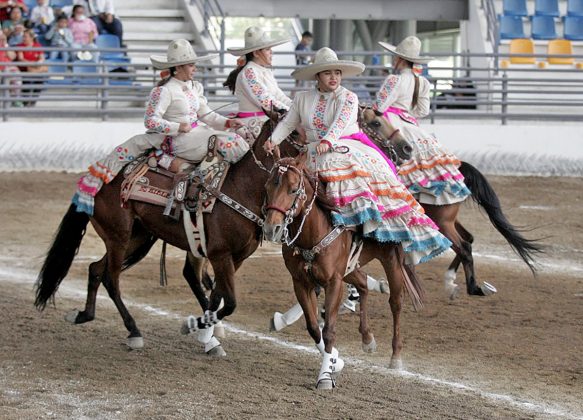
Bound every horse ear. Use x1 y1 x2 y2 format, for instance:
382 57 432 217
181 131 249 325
273 145 281 161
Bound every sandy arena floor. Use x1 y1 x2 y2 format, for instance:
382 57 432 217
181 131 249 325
0 172 582 419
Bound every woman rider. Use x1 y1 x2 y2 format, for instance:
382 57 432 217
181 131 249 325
374 36 471 205
223 26 293 139
73 39 250 215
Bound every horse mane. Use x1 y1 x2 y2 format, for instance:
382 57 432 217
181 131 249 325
278 157 336 212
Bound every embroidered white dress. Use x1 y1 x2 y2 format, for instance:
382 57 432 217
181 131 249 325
375 69 470 205
73 77 249 215
271 86 451 265
234 61 292 137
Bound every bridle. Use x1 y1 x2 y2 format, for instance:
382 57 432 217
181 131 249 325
263 163 318 246
359 107 402 164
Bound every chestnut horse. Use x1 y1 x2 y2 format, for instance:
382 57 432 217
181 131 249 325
34 114 301 354
361 108 543 298
262 156 424 389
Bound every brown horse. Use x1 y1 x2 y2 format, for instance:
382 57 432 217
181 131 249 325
360 108 543 298
34 114 301 354
262 156 424 389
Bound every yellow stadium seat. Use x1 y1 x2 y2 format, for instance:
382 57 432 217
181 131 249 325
510 39 536 64
547 39 574 65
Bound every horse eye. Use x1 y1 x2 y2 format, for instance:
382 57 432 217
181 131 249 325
371 120 381 128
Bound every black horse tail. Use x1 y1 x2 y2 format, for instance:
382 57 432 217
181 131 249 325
35 203 89 310
459 161 544 273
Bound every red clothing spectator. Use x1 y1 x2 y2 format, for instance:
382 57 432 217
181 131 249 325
0 0 28 23
16 29 45 107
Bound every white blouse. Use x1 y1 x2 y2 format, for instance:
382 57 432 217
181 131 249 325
374 69 431 118
235 61 292 113
271 86 360 147
144 78 227 136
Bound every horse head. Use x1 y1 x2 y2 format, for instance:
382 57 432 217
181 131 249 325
359 106 413 164
262 155 314 243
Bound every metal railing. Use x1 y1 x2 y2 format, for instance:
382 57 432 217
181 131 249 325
481 0 500 70
190 0 227 67
1 46 583 124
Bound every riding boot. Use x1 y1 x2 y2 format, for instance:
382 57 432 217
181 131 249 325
271 303 303 331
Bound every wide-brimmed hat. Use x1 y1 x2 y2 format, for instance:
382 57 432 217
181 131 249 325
378 36 434 64
227 26 290 56
291 47 365 81
150 39 218 69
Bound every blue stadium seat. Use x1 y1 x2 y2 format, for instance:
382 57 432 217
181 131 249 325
499 15 526 39
24 0 37 11
531 15 558 39
44 58 75 85
95 34 124 60
503 0 528 16
567 0 583 17
564 16 583 40
72 61 102 85
535 0 560 17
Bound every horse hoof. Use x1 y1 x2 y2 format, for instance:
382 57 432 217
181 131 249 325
316 378 335 390
64 309 80 324
127 336 144 350
207 345 226 357
481 281 498 296
214 322 225 339
362 336 377 353
389 357 403 370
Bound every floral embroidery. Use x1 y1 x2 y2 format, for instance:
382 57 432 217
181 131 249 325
144 87 172 134
115 146 135 161
243 66 288 110
312 91 357 143
183 86 200 126
375 75 400 112
160 136 174 155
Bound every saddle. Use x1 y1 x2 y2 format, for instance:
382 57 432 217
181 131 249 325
120 135 230 257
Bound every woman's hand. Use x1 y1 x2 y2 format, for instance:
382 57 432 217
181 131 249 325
178 122 192 133
263 140 276 155
316 141 331 155
225 119 243 130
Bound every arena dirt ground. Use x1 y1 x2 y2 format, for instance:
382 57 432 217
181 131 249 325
0 172 582 419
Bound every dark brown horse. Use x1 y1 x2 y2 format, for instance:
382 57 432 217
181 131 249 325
361 108 543 298
262 156 425 389
34 114 300 354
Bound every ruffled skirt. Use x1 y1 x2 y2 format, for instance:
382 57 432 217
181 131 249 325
387 114 471 206
307 140 451 265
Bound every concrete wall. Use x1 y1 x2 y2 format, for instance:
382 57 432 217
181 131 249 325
0 120 581 176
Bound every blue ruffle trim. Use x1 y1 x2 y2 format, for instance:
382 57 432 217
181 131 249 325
72 192 95 216
408 180 471 199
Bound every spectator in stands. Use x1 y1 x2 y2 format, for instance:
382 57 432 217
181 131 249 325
294 30 313 65
29 0 54 35
45 14 74 61
0 31 22 106
2 6 25 46
0 0 28 24
68 4 98 61
73 0 123 44
16 29 45 107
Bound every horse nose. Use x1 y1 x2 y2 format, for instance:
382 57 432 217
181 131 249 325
263 223 284 243
399 141 413 160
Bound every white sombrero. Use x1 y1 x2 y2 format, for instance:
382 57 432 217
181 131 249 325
291 47 365 81
150 39 218 69
227 26 291 56
378 36 434 64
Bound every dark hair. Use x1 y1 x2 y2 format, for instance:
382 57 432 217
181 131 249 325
157 67 176 87
56 13 68 22
302 31 313 38
72 5 84 14
222 52 254 94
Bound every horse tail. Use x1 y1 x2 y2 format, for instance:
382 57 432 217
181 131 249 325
459 161 544 273
35 203 89 310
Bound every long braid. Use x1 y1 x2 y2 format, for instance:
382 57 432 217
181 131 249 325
411 73 420 109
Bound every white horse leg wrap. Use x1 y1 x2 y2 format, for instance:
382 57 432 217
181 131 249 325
367 275 381 292
315 337 325 354
197 325 215 345
204 336 221 353
282 303 303 325
317 347 345 384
